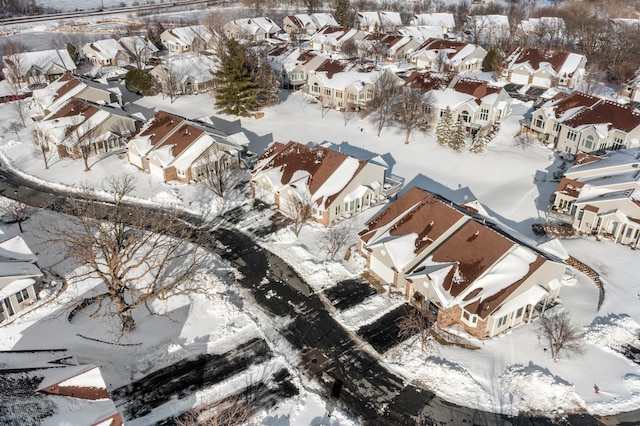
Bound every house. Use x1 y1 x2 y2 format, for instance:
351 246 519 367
502 46 586 89
413 12 456 34
359 33 421 63
126 110 247 183
283 14 318 36
307 60 402 111
358 187 567 339
464 14 510 46
0 235 42 322
404 72 511 134
310 12 339 29
397 25 445 43
409 38 486 74
527 92 640 154
36 97 141 160
223 17 282 42
308 25 368 54
149 53 218 96
517 17 565 46
0 350 122 425
356 11 382 32
250 141 398 226
379 11 403 31
549 148 640 246
160 25 215 53
118 35 159 68
267 46 326 89
31 73 123 119
1 48 76 86
82 39 130 67
620 70 640 102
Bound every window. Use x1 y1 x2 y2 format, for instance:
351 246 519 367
567 129 577 142
612 136 625 150
311 83 320 93
16 291 23 303
21 289 29 301
459 110 471 123
627 228 633 238
462 311 470 321
324 88 331 96
335 90 343 99
497 315 508 328
335 204 341 215
583 135 594 150
534 116 543 129
479 108 489 121
553 122 560 133
516 307 524 318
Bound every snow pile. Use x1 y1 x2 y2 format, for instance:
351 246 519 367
584 314 640 353
335 293 405 330
500 363 586 414
149 189 183 207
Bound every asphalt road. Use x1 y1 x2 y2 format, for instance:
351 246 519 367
0 161 615 425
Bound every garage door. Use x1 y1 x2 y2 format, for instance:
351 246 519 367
129 153 143 169
369 255 395 284
510 72 529 85
149 163 165 181
531 76 551 88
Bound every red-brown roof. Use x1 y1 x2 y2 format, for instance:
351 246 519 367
506 46 570 73
551 91 600 117
573 152 602 166
136 110 184 146
452 78 501 99
404 71 454 93
157 123 204 157
315 59 348 78
563 100 640 133
555 177 584 198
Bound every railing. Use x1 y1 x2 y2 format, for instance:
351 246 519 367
546 208 574 225
381 175 403 198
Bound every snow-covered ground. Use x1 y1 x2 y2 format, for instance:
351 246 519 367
2 85 640 421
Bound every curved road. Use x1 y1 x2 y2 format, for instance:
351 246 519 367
0 162 609 425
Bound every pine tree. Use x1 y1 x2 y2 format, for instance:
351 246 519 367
214 39 260 117
449 120 466 152
436 107 453 146
334 0 351 27
66 43 79 64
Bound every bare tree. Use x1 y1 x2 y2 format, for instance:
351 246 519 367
198 148 242 198
175 392 254 426
45 174 210 332
2 201 31 232
368 71 401 137
538 310 585 362
319 220 352 261
70 122 101 172
280 194 312 237
303 0 319 14
395 89 433 144
575 62 607 97
6 121 22 141
2 41 29 127
33 128 55 169
397 304 432 352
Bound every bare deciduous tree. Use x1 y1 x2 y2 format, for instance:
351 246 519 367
70 122 102 172
33 128 55 169
6 121 22 140
319 220 352 261
2 41 29 126
45 174 210 332
2 201 31 232
368 72 401 137
175 392 254 426
280 194 312 237
538 310 585 362
397 304 432 352
199 148 242 198
395 89 433 144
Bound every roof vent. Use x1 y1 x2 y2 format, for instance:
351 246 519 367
474 230 480 236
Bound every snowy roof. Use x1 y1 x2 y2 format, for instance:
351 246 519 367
157 53 218 84
566 148 640 177
32 73 86 114
2 49 75 75
82 39 126 61
356 11 381 28
379 11 402 27
228 17 281 35
0 261 42 278
0 235 37 262
430 88 478 111
118 35 159 55
398 25 445 41
162 25 213 47
310 13 339 28
252 141 372 209
413 13 455 28
0 278 35 300
518 17 565 34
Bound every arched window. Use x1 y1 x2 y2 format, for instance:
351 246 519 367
460 110 470 123
583 135 594 150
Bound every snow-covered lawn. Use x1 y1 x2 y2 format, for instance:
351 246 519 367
1 79 639 422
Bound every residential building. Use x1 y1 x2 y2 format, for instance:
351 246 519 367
118 35 159 68
35 97 141 159
528 92 640 154
267 46 326 89
0 235 42 322
310 12 339 29
412 12 456 34
223 17 281 42
250 141 399 226
359 33 421 63
409 38 486 74
31 73 123 119
308 25 368 54
307 60 402 111
0 350 122 425
358 187 567 339
82 39 130 67
149 53 218 96
283 14 318 36
126 110 248 183
550 148 640 246
160 25 215 53
1 48 76 86
502 46 586 89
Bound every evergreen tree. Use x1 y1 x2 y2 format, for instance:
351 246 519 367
66 42 79 64
214 39 260 117
449 120 467 152
436 107 453 146
334 0 351 27
125 68 156 96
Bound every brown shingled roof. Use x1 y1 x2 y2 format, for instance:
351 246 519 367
158 123 204 158
507 46 570 73
404 71 454 93
551 91 600 117
136 110 184 146
563 100 640 133
430 220 514 298
315 59 348 78
555 177 584 199
573 152 602 166
452 78 501 99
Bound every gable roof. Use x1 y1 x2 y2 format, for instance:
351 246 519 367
503 46 584 77
83 39 127 61
404 71 454 92
252 141 369 209
2 49 75 75
563 100 640 133
413 13 456 29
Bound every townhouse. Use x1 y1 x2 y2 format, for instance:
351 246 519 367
502 46 586 89
359 187 567 339
409 38 487 74
1 48 76 86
